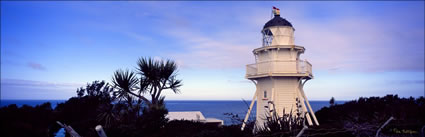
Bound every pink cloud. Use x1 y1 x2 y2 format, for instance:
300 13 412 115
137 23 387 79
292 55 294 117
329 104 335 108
294 16 424 72
27 62 47 71
1 78 83 89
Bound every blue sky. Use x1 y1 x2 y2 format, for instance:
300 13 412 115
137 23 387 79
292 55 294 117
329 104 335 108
1 1 424 100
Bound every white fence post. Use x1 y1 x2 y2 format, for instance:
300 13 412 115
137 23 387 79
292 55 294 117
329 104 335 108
95 125 108 137
296 125 308 137
375 117 394 137
56 121 81 137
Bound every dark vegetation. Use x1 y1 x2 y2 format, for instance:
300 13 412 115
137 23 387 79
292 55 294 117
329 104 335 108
254 101 306 137
1 94 424 137
329 97 335 106
0 102 54 137
313 95 425 137
1 57 424 137
2 94 423 137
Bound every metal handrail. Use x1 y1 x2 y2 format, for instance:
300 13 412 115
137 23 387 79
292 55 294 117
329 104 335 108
246 60 312 76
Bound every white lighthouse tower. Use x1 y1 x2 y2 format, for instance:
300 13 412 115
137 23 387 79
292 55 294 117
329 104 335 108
242 7 319 130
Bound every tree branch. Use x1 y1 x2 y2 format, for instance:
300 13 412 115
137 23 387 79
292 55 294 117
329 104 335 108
126 90 151 106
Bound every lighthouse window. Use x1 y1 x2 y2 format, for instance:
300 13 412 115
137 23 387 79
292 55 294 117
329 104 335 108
264 90 267 98
262 29 273 47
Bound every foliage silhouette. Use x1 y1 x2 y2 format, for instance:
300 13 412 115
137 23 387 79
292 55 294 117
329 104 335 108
255 101 305 137
315 95 425 137
135 57 182 106
0 103 54 137
329 97 335 106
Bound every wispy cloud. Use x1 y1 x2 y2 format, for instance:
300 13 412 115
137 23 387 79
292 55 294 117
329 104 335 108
150 3 424 72
1 79 84 90
386 80 425 85
148 6 261 69
1 79 85 99
62 2 424 72
27 62 47 71
163 30 254 69
295 15 424 72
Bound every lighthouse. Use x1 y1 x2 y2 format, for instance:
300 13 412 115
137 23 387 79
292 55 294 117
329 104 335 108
242 7 319 130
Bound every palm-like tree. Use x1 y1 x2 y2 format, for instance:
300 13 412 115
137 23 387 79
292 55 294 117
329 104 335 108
97 103 119 128
112 57 182 111
136 57 182 105
112 69 150 109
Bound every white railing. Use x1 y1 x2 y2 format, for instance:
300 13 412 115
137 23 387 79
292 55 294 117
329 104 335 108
246 60 312 76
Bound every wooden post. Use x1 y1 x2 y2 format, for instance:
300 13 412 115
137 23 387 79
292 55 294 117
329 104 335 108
241 91 257 131
300 79 319 126
270 88 275 116
297 80 312 126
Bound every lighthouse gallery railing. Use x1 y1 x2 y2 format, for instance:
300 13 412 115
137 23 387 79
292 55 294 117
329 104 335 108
246 60 312 76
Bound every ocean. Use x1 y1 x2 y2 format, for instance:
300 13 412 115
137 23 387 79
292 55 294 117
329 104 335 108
0 100 345 125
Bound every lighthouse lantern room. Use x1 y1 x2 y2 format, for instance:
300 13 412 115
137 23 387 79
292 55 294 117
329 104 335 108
242 7 319 130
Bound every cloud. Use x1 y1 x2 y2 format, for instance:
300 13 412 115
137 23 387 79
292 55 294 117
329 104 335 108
295 15 424 72
227 80 252 84
1 79 85 100
386 80 425 85
27 62 47 71
66 2 423 72
1 79 84 90
151 3 424 72
148 6 261 69
163 31 254 69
